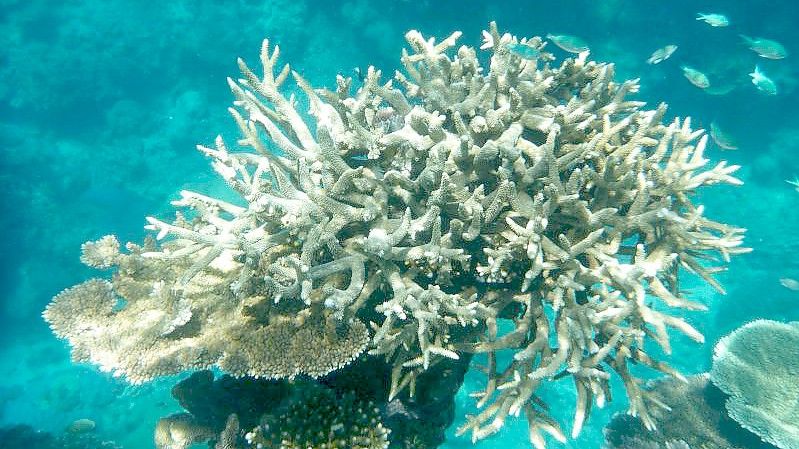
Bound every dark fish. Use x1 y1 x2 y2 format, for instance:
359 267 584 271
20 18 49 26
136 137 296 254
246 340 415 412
384 398 419 420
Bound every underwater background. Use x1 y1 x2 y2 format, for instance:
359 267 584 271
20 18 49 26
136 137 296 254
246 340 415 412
1 0 797 448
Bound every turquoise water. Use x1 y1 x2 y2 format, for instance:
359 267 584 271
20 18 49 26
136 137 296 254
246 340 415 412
1 1 797 448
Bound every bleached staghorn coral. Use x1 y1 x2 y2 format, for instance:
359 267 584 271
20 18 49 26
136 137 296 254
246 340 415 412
44 22 747 447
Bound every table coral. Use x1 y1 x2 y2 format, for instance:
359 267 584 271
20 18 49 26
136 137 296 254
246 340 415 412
711 320 799 449
44 22 748 448
603 374 762 449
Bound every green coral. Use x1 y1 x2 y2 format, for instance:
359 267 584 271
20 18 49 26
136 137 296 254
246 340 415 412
44 22 747 448
161 358 466 449
244 384 390 449
156 383 390 449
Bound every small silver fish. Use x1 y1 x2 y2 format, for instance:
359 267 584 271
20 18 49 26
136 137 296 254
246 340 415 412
704 84 736 96
546 34 589 54
696 13 730 27
681 66 710 89
740 35 788 59
646 45 678 64
780 277 799 291
749 66 777 95
709 122 738 150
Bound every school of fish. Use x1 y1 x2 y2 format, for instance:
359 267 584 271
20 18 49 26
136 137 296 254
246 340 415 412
542 13 787 154
504 14 794 344
651 13 786 150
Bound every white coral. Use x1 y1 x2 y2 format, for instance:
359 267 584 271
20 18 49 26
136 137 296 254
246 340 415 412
79 235 120 269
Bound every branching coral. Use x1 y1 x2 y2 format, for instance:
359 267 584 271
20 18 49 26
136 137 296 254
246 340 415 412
44 22 747 448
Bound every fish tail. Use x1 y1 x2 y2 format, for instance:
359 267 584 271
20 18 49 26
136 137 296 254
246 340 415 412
739 34 752 44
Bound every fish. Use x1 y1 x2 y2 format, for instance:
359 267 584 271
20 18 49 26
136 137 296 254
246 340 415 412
696 13 730 27
709 122 738 150
780 277 799 291
740 35 788 59
546 34 589 54
681 66 710 89
67 418 96 434
383 398 420 420
704 84 736 96
749 66 777 95
786 177 799 192
646 45 678 64
505 42 541 60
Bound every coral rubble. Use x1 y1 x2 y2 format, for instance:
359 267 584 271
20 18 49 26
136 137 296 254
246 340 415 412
44 22 748 447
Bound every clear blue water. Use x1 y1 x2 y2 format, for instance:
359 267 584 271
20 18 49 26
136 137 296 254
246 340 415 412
1 0 797 448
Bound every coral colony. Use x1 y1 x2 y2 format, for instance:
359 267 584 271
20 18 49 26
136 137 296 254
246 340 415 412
44 23 748 449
